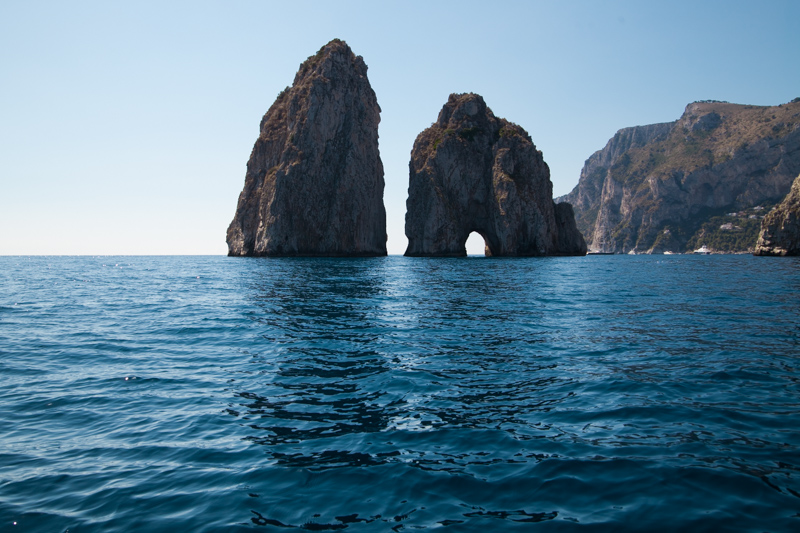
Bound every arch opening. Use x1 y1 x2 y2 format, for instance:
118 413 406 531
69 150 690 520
465 231 489 256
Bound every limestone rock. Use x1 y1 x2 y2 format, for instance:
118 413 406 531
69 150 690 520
226 39 387 256
558 100 800 254
404 93 586 257
754 173 800 256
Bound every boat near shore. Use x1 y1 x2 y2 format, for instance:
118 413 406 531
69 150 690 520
693 245 711 254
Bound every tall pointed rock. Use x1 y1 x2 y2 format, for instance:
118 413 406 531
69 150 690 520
227 39 387 256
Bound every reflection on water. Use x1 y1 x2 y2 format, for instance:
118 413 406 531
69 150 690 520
225 256 800 530
231 258 584 475
233 259 396 468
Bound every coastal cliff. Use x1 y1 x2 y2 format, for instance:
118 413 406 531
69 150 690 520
226 39 387 256
405 93 586 257
754 173 800 256
558 99 800 253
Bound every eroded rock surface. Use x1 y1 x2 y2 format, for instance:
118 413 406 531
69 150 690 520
404 93 586 257
754 173 800 256
227 39 386 256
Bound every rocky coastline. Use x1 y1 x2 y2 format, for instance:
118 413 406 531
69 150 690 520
558 100 800 254
226 41 799 259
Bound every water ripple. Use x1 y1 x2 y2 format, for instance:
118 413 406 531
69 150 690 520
1 255 799 531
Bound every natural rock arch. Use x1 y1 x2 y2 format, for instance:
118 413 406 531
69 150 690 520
465 231 490 256
458 229 501 258
404 93 586 257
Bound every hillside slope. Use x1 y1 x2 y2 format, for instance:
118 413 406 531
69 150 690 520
558 99 800 253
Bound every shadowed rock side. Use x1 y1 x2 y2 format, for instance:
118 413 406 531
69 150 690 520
227 39 386 256
558 99 800 253
404 93 586 257
754 173 800 256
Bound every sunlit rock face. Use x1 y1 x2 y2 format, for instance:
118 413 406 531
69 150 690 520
558 100 800 254
227 39 387 257
404 93 586 257
754 173 800 256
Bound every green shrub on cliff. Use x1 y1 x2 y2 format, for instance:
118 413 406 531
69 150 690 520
685 215 764 252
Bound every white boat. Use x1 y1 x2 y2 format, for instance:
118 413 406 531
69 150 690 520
693 245 711 254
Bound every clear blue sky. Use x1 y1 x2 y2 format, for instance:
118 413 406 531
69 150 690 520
2 0 798 255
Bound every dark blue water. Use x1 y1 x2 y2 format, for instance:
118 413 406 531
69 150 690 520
1 255 799 532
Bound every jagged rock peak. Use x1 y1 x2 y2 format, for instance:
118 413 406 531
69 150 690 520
292 38 369 86
226 39 387 256
404 93 586 257
754 173 800 256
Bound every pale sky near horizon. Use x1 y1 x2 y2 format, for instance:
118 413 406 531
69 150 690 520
2 0 798 255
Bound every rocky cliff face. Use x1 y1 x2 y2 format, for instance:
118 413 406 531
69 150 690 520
227 39 386 256
405 93 586 257
558 100 800 253
754 173 800 256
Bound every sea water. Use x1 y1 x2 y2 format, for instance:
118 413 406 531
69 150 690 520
0 255 798 531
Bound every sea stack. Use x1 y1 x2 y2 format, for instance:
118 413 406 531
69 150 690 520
226 39 387 256
754 173 800 256
404 93 586 256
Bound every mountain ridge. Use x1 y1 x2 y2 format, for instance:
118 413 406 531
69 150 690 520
558 99 800 253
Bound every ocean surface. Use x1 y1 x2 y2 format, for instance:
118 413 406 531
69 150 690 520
1 255 799 532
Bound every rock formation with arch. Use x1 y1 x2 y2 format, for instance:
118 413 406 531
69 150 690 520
404 93 586 257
